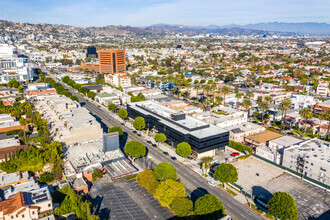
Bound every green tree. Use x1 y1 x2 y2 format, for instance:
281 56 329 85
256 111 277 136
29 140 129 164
214 163 238 187
136 170 159 194
124 141 146 160
39 172 54 183
221 86 229 106
8 79 19 88
154 133 167 145
299 108 312 137
62 76 70 83
87 91 96 99
268 192 298 220
279 99 292 131
70 95 79 102
170 197 193 217
90 215 100 220
258 101 269 125
194 194 225 217
79 87 89 95
19 117 27 144
153 162 177 181
118 109 128 121
176 142 191 158
108 103 117 112
154 179 186 207
92 168 103 181
18 86 24 93
108 126 124 137
133 116 145 131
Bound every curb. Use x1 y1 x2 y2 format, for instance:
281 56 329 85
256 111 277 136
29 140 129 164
243 204 263 216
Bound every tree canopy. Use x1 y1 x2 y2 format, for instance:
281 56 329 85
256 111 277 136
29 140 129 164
154 179 186 207
136 170 159 194
154 133 167 144
194 194 225 217
153 162 177 181
133 116 146 131
87 91 96 99
108 126 124 137
118 109 128 119
268 192 298 220
108 103 117 112
214 163 238 184
124 141 146 159
39 172 54 183
176 142 191 158
169 197 193 217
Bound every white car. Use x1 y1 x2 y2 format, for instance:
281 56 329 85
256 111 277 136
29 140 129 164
207 181 216 186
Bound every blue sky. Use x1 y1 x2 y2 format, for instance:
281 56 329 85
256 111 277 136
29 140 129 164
0 0 329 27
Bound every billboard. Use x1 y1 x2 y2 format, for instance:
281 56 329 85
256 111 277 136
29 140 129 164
103 132 119 152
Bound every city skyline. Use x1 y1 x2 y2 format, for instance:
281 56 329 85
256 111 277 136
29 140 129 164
0 0 329 27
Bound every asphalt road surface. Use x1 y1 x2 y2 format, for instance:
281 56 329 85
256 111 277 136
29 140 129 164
44 70 264 220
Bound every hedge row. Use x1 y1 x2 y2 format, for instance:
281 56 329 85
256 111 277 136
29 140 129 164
229 140 252 154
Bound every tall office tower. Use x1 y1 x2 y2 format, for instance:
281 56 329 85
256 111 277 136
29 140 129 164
86 46 97 58
98 49 126 74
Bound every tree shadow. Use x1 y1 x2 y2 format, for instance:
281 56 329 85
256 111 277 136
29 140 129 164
190 187 209 203
252 186 272 211
98 207 111 220
308 210 330 220
120 132 128 148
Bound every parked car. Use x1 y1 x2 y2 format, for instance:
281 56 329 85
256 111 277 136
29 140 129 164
171 157 177 161
207 181 216 186
230 152 240 157
163 151 169 156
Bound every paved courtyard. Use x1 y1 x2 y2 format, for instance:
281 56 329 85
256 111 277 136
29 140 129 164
231 156 284 192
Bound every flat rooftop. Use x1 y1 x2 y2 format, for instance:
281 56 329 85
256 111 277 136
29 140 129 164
285 138 330 166
129 101 227 138
270 135 303 147
245 130 283 144
227 122 263 133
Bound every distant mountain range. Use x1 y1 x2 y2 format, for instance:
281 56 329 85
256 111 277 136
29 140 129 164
149 22 330 35
0 20 329 37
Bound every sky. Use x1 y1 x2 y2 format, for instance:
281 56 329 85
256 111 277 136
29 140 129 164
0 0 329 27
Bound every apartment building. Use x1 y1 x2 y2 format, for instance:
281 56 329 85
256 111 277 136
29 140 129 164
282 138 330 185
105 73 131 87
0 187 53 220
316 81 329 97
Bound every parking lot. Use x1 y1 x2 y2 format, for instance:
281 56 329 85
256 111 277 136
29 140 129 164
231 156 285 192
260 174 330 220
231 157 330 220
89 177 174 220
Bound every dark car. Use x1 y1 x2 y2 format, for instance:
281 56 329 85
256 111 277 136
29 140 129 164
163 151 169 156
171 157 177 161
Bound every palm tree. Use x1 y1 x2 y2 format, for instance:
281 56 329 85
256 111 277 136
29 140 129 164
203 85 212 109
265 96 272 104
259 101 269 125
235 93 242 109
194 84 201 101
299 108 312 138
185 83 192 99
19 117 27 144
242 98 252 116
221 86 229 106
279 99 292 131
216 96 223 105
211 83 217 106
324 111 330 140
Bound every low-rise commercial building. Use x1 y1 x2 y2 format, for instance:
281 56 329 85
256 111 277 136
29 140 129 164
35 95 102 145
227 122 266 143
316 81 329 97
127 101 229 158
